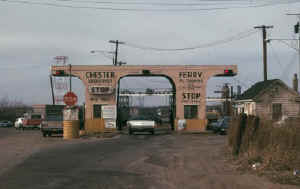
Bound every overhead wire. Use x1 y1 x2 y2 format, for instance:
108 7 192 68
51 0 259 6
275 39 299 51
269 42 284 70
280 52 298 79
124 29 258 51
1 0 300 12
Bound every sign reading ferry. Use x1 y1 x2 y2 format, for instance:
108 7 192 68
63 91 78 106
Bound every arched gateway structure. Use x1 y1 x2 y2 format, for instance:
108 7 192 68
51 65 237 133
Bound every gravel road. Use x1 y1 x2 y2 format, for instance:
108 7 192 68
0 128 298 189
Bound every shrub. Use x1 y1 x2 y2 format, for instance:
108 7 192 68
228 115 300 184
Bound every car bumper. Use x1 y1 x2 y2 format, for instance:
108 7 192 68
129 126 155 132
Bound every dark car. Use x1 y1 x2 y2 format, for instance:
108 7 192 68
212 116 231 135
0 120 13 127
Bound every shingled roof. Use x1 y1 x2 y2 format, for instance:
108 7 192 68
237 79 281 100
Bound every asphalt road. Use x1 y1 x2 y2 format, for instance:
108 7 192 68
0 130 297 189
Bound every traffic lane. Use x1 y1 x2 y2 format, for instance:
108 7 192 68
0 128 61 176
0 127 17 138
0 128 92 177
0 134 298 189
0 135 155 189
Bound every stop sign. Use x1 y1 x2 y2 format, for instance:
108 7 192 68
63 91 78 106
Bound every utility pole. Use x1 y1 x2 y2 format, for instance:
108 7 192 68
117 61 127 66
109 40 125 66
287 14 300 83
254 25 273 81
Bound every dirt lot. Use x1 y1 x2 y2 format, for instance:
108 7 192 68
0 128 104 176
0 128 299 189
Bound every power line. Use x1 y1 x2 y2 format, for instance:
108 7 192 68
280 52 298 79
50 0 264 6
269 42 284 70
274 39 299 51
2 0 300 12
123 29 258 51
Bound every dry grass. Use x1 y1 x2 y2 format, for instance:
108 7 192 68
227 114 300 185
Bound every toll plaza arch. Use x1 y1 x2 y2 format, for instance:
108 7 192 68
117 74 177 130
51 65 237 133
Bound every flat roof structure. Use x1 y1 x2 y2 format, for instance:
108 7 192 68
51 65 237 132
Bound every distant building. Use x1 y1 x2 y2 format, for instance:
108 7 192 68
235 79 300 121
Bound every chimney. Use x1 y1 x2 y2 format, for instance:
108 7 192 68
293 73 298 92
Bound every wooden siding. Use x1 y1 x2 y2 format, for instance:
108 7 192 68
255 85 300 120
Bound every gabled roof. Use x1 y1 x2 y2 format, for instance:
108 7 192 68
236 79 293 100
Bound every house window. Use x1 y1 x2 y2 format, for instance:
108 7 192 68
93 104 102 118
184 105 198 119
272 103 282 120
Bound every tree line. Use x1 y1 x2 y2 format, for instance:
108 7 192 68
0 96 31 122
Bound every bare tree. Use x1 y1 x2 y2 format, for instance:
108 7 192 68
0 96 30 121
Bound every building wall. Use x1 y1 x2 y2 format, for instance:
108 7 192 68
256 85 300 120
52 65 237 132
236 101 256 116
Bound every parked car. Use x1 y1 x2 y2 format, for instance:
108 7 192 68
209 121 219 131
14 117 24 129
0 120 13 127
127 115 156 135
22 113 42 130
212 116 231 135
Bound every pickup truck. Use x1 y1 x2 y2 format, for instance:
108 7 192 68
22 113 42 130
41 105 65 137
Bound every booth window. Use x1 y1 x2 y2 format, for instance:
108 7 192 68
184 105 198 119
93 104 102 118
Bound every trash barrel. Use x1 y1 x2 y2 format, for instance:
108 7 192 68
63 120 79 139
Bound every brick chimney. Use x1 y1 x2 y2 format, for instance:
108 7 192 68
293 73 298 93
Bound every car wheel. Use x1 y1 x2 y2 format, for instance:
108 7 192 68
42 132 47 137
151 130 155 135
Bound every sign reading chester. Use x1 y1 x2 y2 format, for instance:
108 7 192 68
52 65 237 132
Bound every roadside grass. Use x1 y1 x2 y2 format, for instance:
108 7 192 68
227 114 300 186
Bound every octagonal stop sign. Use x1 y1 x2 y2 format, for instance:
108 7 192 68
63 91 78 106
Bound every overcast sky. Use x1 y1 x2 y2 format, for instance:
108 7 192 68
1 0 300 105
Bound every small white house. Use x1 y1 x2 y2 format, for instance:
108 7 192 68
235 79 300 121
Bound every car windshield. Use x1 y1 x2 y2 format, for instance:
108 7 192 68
31 115 41 119
217 119 223 126
129 115 150 121
220 117 231 128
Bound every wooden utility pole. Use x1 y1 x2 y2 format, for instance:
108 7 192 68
254 25 273 81
287 13 300 84
109 40 125 66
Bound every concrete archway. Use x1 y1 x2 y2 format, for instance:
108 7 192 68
116 74 176 131
51 65 237 133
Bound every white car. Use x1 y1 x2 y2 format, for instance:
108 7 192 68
14 118 24 129
127 115 156 135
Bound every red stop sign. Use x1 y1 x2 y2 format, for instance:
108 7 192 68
63 91 78 106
